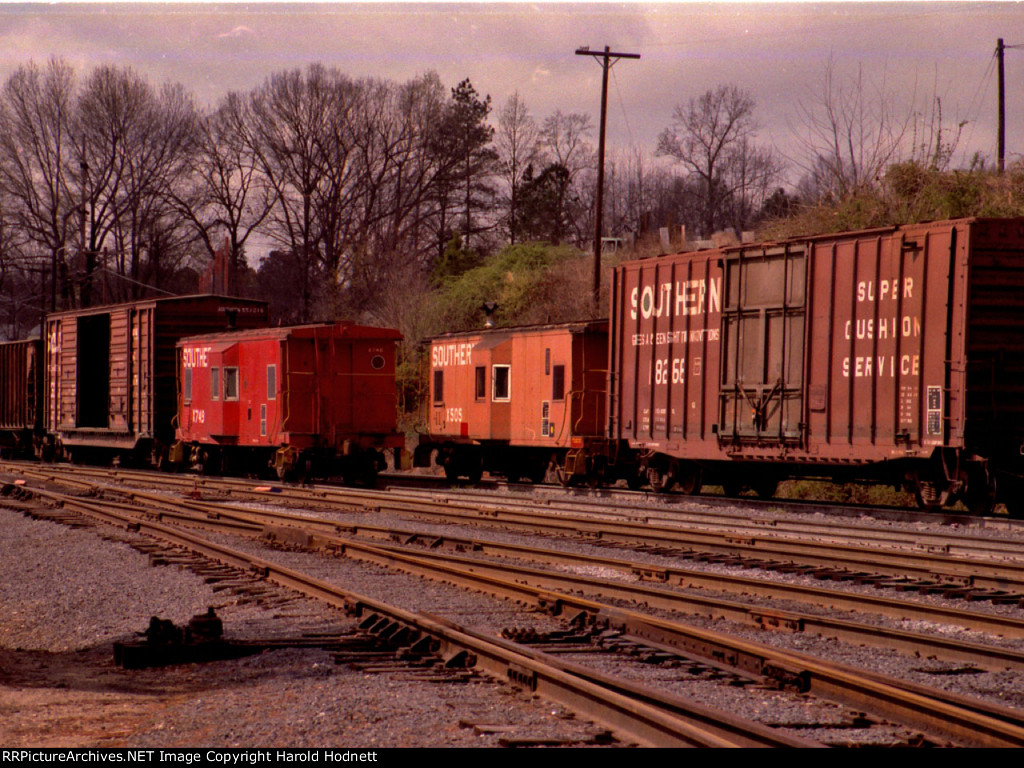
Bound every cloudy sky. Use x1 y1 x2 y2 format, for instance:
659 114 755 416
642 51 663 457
0 2 1021 183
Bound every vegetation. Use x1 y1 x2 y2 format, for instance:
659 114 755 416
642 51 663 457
1 54 1022 402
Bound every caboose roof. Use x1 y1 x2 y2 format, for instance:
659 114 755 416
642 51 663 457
178 321 401 346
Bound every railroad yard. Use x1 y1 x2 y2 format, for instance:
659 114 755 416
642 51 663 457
3 463 1024 747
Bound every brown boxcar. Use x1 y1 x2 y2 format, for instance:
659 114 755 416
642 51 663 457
0 338 42 456
609 217 1024 513
44 295 268 462
418 320 609 482
174 322 403 482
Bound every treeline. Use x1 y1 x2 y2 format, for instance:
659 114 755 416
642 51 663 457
1 56 1023 346
0 59 790 339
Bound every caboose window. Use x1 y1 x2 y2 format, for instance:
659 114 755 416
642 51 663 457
210 368 220 401
260 404 267 436
492 365 510 401
183 368 192 403
433 370 444 404
552 365 565 401
224 367 239 400
267 365 276 400
475 366 486 399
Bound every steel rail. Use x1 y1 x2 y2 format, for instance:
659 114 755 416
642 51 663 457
19 481 1024 747
6 492 815 748
13 467 1024 656
18 468 1024 644
14 461 1024 560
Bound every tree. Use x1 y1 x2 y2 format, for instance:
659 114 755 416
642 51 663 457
656 85 778 237
428 79 497 256
174 92 274 292
515 163 573 244
73 68 200 303
0 58 78 310
539 111 594 246
495 93 541 244
244 65 349 320
793 61 913 201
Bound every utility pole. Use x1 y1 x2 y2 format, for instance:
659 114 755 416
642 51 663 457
998 38 1005 172
996 38 1023 173
576 45 639 314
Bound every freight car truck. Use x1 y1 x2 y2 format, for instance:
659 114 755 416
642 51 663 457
608 217 1024 515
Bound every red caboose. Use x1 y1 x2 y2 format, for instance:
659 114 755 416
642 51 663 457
174 322 404 482
417 320 608 482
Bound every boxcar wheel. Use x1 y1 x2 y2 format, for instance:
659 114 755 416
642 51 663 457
677 463 702 496
962 474 996 516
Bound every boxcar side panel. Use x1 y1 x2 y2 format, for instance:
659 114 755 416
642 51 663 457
610 252 724 457
0 339 41 432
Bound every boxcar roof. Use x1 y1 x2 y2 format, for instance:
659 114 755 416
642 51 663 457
623 216 1024 265
45 293 268 319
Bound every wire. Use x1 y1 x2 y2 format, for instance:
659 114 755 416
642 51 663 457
611 65 635 148
959 49 998 163
93 266 177 296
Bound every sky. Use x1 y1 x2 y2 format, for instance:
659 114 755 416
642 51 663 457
0 2 1021 184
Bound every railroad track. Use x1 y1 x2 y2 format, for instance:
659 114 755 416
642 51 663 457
5 465 1024 746
2 481 815 747
10 461 1024 597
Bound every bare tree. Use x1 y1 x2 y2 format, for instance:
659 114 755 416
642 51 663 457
0 58 78 310
538 110 594 246
71 67 200 303
793 61 913 201
174 91 274 288
657 84 770 236
495 92 541 244
244 65 342 320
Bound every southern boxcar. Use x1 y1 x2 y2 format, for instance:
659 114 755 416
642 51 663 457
0 338 42 457
417 320 610 483
607 217 1024 514
173 322 404 483
44 295 268 464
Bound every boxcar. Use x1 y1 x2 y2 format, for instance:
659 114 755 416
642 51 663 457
174 322 404 483
608 217 1024 514
417 320 609 483
0 338 42 457
44 295 268 463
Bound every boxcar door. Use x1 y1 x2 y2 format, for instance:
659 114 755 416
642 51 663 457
719 245 807 445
